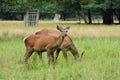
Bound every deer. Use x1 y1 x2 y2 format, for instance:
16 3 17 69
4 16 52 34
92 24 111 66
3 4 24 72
24 26 70 65
35 27 84 63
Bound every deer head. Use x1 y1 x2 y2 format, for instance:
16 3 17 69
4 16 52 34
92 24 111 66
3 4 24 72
57 25 70 37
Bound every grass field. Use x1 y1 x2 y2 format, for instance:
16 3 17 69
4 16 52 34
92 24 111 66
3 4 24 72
0 21 120 80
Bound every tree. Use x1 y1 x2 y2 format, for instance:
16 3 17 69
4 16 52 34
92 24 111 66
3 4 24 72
0 0 119 24
112 0 120 24
54 0 81 20
81 0 116 24
0 0 27 19
101 0 113 24
81 0 93 24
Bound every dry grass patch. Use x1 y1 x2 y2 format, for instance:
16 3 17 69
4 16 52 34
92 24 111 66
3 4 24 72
69 26 120 38
0 21 120 39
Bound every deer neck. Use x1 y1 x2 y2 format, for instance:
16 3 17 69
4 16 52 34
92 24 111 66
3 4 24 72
70 44 79 59
56 35 65 48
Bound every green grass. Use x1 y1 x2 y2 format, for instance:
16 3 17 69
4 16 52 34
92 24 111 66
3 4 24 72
0 38 120 80
0 21 120 80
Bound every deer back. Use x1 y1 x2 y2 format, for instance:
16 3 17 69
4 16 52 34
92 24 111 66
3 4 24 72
35 28 73 49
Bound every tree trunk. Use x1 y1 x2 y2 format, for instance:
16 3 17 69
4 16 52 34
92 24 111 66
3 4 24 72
118 9 120 24
88 9 92 24
113 9 120 24
80 10 88 24
77 12 81 23
81 13 87 24
62 13 66 21
102 9 113 24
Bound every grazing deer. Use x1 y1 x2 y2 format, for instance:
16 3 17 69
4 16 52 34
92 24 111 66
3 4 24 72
24 26 70 65
35 28 84 63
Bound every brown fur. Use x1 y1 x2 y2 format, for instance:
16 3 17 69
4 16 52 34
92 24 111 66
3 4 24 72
24 26 70 65
35 28 84 63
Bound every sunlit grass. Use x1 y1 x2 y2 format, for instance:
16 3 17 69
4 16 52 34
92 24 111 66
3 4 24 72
0 21 120 80
0 38 120 80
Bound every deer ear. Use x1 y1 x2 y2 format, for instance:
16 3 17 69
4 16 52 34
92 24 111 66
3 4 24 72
57 25 60 30
66 26 70 30
57 25 62 31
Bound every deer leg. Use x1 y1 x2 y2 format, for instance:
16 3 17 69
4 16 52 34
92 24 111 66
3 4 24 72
37 51 43 63
51 52 55 65
24 49 34 64
62 49 67 61
55 49 61 63
51 51 56 69
47 50 51 65
51 52 54 63
24 49 29 58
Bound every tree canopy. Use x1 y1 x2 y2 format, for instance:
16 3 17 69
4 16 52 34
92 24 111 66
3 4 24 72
0 0 120 24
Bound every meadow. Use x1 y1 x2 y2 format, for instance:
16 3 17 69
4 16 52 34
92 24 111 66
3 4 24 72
0 21 120 80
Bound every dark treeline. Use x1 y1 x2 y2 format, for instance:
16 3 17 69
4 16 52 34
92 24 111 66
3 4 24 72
0 0 120 24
